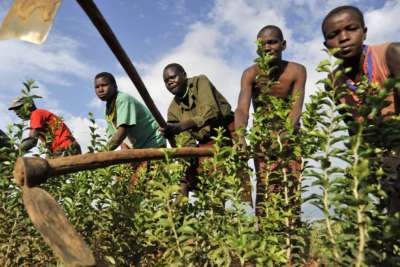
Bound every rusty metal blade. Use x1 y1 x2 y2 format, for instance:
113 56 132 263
23 186 95 266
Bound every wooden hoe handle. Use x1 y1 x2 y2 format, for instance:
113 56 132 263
13 147 213 187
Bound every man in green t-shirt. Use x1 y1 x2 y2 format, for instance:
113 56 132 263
95 72 166 150
160 63 251 198
95 72 166 185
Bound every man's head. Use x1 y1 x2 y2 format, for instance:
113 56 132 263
322 6 367 59
256 25 286 61
8 96 36 120
95 72 118 102
163 63 188 97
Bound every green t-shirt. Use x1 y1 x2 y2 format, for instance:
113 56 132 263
106 91 166 148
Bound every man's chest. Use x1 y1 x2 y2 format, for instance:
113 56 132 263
253 75 294 98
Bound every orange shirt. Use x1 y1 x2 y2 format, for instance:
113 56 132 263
340 43 395 121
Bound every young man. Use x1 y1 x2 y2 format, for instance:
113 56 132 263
95 72 166 187
235 25 306 216
322 5 400 121
160 63 240 196
95 72 166 151
322 5 400 212
8 97 81 156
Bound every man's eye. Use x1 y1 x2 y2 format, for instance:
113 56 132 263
326 32 337 39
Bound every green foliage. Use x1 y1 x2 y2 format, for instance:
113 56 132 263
303 49 400 266
1 51 400 266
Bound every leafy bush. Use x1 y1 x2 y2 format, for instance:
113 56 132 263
1 51 400 266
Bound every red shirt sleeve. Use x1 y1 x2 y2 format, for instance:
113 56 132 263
30 109 47 129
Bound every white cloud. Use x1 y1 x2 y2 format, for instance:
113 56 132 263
88 97 103 110
0 34 94 142
64 116 107 153
365 0 400 43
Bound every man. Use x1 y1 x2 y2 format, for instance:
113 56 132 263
235 25 306 216
322 5 400 120
95 72 166 185
160 63 241 196
8 96 81 156
95 72 166 150
322 5 400 212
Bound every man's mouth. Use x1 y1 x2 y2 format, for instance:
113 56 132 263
169 85 179 92
340 45 353 54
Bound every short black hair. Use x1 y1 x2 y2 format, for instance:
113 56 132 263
164 63 186 74
95 72 117 87
257 25 284 40
322 5 365 37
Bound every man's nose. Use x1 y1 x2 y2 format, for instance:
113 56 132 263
338 31 350 42
263 44 272 52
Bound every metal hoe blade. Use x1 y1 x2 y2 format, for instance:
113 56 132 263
23 186 95 266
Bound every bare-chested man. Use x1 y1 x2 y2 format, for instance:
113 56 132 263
235 25 306 216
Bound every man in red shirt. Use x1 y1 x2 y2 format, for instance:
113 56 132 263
8 96 81 156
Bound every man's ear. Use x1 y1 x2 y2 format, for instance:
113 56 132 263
282 40 287 50
363 27 368 41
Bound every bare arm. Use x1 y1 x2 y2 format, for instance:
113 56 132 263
20 129 39 152
107 125 128 151
235 67 257 132
159 120 197 138
289 64 307 127
382 42 400 116
387 42 400 77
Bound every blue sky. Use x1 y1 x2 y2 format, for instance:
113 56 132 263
0 0 398 218
0 0 397 146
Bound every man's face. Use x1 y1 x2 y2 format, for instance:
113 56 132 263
257 29 286 61
95 77 117 101
323 10 367 59
163 67 187 97
13 105 30 120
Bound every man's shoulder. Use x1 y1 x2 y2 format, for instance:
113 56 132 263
285 61 306 79
117 90 133 101
189 74 209 84
116 91 141 106
287 61 306 72
31 108 53 118
370 42 392 49
242 64 258 76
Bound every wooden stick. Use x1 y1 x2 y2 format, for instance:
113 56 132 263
14 147 213 186
75 0 175 147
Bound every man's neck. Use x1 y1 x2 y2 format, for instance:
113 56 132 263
343 53 365 81
106 91 118 104
176 80 189 99
106 91 118 115
268 59 286 79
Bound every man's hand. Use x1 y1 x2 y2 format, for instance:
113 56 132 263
19 136 38 153
159 123 183 138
